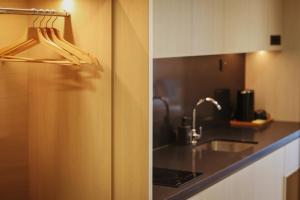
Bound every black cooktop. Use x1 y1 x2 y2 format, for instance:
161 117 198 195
153 167 202 188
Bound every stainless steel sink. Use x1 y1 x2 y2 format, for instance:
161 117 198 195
196 140 258 153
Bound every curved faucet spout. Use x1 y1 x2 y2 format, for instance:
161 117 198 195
196 97 222 110
192 97 222 145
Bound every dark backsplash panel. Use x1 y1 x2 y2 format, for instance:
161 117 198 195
153 54 245 149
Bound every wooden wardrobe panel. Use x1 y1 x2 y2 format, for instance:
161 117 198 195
112 0 149 199
0 1 29 199
0 1 150 200
27 0 112 200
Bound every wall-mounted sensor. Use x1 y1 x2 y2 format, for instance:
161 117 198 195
270 35 281 45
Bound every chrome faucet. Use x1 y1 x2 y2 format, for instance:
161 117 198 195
191 97 222 145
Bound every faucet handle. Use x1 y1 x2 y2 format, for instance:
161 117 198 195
191 126 203 145
191 127 202 144
199 126 203 139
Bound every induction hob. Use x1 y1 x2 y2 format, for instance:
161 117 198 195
153 167 202 188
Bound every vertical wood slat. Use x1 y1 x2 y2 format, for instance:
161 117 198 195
112 0 149 199
27 0 112 200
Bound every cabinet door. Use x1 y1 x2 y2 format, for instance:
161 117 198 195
189 166 255 200
284 138 300 177
189 147 285 200
267 0 283 50
247 0 268 51
188 190 205 200
253 148 285 200
285 169 300 200
193 176 232 200
153 0 192 58
191 0 224 55
230 164 255 200
223 0 249 53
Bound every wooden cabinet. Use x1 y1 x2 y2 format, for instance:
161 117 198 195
153 0 192 58
113 0 150 199
247 0 269 51
154 0 283 58
267 0 283 50
191 0 224 55
223 0 249 53
284 138 300 200
285 169 300 200
284 138 300 177
188 138 300 200
188 176 233 200
252 148 285 200
228 163 256 200
229 148 284 200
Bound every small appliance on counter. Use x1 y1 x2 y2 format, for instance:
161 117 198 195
231 90 272 128
255 109 268 120
176 117 192 145
235 89 255 122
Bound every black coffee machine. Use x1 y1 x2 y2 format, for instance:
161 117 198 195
235 90 255 122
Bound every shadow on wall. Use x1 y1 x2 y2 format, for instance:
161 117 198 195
64 17 75 44
50 16 103 90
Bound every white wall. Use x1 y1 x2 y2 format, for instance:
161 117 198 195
246 0 300 122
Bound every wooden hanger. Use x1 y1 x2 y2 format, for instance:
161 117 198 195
1 55 88 65
48 28 92 63
0 11 80 65
0 12 43 56
0 27 80 65
42 12 102 70
0 34 36 56
0 10 102 70
48 27 103 71
44 12 103 71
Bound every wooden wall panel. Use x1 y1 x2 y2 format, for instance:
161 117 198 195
27 0 112 200
286 169 300 200
246 0 300 122
112 0 149 199
0 1 29 199
0 1 150 199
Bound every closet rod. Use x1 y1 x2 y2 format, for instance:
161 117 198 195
0 8 70 17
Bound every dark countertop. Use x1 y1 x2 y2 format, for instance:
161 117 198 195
153 121 300 200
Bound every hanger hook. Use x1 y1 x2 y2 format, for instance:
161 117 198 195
39 9 46 28
52 9 58 28
32 8 40 27
45 9 52 28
